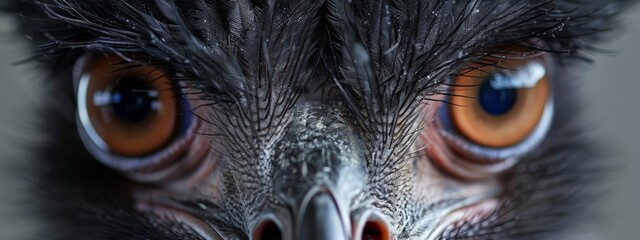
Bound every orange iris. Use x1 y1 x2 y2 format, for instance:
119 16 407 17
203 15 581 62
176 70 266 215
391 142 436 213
82 54 179 156
449 55 550 148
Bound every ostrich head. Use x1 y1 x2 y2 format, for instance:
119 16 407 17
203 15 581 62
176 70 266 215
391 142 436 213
5 0 634 239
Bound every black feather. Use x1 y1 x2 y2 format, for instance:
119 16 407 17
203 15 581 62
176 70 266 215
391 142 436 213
2 0 636 239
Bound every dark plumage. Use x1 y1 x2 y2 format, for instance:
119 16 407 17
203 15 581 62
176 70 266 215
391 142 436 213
3 0 635 239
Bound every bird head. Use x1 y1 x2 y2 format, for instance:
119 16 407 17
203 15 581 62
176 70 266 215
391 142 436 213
6 0 633 239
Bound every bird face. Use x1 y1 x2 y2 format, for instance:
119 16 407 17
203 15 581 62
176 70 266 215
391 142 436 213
9 0 629 239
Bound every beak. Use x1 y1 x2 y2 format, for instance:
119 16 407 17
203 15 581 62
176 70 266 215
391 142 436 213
297 190 348 240
250 106 391 240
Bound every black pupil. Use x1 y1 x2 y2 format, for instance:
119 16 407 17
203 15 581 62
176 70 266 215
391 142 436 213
478 79 517 115
111 79 156 123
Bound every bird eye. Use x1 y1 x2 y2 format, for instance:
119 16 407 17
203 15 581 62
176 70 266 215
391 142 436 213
74 53 205 182
425 49 554 179
77 54 183 156
447 54 550 148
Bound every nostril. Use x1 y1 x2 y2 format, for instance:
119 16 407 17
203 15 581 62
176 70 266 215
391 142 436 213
361 220 391 240
253 220 283 240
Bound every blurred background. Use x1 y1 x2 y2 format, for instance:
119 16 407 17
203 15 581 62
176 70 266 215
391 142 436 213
0 5 639 240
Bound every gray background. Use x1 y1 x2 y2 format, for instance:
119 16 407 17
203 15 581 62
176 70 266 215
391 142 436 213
0 5 639 240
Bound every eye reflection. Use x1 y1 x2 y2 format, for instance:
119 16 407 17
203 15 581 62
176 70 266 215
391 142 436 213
110 80 158 123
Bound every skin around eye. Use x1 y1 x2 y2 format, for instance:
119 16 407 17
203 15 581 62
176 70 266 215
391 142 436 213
448 57 550 148
82 54 179 156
